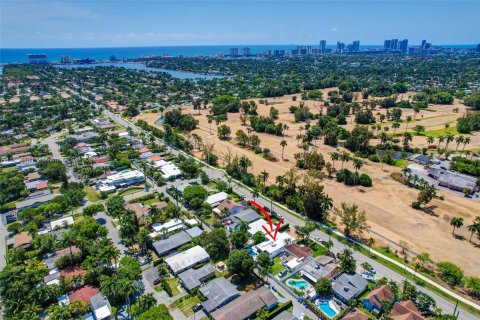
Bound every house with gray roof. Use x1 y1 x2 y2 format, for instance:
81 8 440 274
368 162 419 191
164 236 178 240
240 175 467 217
273 310 299 320
89 293 112 320
185 226 204 238
44 272 61 285
200 277 240 313
152 231 191 257
300 255 337 281
210 287 278 320
332 273 368 303
178 264 215 291
16 193 58 212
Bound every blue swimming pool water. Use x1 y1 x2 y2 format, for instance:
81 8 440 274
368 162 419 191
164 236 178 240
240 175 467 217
287 279 309 290
248 247 257 257
318 301 338 318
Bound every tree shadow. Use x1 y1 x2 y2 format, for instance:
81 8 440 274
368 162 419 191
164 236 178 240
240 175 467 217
420 205 438 217
453 234 465 241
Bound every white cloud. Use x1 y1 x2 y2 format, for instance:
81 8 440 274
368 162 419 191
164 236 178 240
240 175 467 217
330 27 339 32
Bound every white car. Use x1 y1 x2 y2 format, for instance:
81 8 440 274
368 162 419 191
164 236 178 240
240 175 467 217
299 313 305 320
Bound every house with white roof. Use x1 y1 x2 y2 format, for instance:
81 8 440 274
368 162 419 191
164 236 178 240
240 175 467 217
90 293 112 320
50 216 74 230
101 170 145 189
205 192 229 207
165 245 210 275
152 218 185 234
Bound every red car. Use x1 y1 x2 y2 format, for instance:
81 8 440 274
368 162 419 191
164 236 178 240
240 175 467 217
153 277 164 285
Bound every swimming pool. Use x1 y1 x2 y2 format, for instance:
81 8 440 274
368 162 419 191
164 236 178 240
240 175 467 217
248 246 257 257
317 300 338 318
287 279 309 290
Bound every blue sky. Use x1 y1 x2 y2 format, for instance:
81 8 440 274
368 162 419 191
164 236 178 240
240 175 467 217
1 0 479 48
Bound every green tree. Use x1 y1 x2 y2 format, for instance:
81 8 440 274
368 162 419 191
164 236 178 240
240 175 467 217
137 304 173 320
257 252 273 282
253 231 266 244
338 248 356 274
450 216 464 235
226 249 255 280
336 202 369 237
437 262 464 287
314 277 332 297
201 228 230 260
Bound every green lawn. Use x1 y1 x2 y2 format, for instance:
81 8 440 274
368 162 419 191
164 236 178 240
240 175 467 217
142 198 159 205
394 159 409 168
167 278 180 296
118 186 144 196
421 126 458 138
271 257 284 276
84 186 100 202
171 294 201 317
311 242 329 257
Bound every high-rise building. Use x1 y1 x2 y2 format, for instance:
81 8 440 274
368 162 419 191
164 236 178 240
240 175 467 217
384 40 392 50
27 54 48 64
60 55 71 63
109 55 117 61
399 39 409 53
421 40 427 49
241 47 251 56
336 41 345 53
319 40 327 53
353 40 360 52
477 44 480 53
229 48 239 56
390 39 399 50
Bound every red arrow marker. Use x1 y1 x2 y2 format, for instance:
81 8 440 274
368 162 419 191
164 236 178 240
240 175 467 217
248 200 283 241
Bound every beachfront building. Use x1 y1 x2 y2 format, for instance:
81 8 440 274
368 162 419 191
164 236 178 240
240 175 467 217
165 245 210 275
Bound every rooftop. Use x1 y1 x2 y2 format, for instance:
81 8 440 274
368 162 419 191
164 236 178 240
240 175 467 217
12 231 32 248
152 231 191 257
200 277 240 312
210 287 278 320
68 285 100 304
178 264 216 291
165 245 210 274
332 273 368 302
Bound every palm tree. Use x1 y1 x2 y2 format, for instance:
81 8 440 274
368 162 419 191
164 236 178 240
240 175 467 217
455 135 464 152
444 123 450 133
280 139 287 160
392 122 400 135
252 188 260 202
330 151 340 169
467 216 480 242
445 134 454 151
462 136 471 152
405 116 412 132
340 151 351 169
426 136 434 146
260 170 269 189
450 217 464 235
352 158 364 185
437 135 445 150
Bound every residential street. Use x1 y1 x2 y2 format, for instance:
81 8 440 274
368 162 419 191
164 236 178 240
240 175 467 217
66 86 479 320
43 133 79 183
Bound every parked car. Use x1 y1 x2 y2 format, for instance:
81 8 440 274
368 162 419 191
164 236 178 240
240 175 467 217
271 286 277 292
192 303 203 312
278 269 287 277
299 313 305 320
153 277 164 285
263 206 271 213
314 236 321 242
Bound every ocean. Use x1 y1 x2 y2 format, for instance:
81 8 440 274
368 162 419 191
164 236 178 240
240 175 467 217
1 44 476 64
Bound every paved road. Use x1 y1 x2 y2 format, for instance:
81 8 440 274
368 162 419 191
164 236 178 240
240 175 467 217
43 133 79 183
95 211 128 257
66 86 479 319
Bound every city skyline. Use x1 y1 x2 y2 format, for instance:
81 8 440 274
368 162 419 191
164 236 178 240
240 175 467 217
1 0 480 48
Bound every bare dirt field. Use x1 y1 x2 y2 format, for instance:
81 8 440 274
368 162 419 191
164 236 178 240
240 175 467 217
135 91 480 276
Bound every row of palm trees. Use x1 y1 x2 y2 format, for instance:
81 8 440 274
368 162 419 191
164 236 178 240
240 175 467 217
425 134 471 152
450 216 480 242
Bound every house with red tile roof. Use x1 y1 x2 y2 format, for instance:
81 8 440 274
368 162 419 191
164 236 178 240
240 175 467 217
342 308 370 320
285 243 313 259
362 285 396 314
68 285 100 304
390 300 425 320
